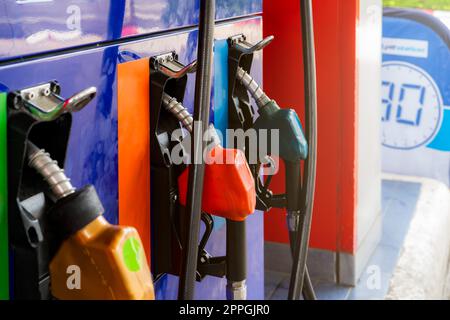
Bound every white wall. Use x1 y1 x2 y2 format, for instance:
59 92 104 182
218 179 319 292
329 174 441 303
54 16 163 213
356 0 383 275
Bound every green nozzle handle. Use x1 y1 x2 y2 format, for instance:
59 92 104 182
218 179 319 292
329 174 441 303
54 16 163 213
255 100 308 163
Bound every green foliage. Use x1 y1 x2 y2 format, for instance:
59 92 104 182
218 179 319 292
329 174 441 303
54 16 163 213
384 0 450 10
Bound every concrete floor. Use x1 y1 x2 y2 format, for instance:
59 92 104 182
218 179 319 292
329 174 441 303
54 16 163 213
385 175 450 300
265 176 450 300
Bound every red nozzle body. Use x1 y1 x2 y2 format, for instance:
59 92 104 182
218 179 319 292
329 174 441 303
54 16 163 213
178 145 256 221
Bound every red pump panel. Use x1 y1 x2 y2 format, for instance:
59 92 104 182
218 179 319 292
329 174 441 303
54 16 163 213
263 0 359 254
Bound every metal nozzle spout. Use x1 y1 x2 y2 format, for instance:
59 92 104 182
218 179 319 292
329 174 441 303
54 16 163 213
27 142 75 200
161 93 221 148
162 93 194 133
236 67 271 110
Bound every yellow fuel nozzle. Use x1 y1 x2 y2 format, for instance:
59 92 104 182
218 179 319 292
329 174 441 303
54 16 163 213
27 142 155 300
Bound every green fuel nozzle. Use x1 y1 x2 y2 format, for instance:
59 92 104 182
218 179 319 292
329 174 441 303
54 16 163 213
236 67 308 162
236 67 307 233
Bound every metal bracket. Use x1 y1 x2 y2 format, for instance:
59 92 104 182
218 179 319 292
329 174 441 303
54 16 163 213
9 81 96 121
229 34 274 55
151 52 197 79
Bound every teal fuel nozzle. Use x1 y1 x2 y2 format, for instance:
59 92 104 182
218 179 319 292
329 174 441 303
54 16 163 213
236 67 308 162
236 67 307 232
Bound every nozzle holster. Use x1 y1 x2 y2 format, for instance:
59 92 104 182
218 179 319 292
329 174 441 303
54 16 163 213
7 82 73 299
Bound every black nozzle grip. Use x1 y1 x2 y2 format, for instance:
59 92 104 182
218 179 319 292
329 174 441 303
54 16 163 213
285 161 301 212
226 219 247 282
48 185 104 240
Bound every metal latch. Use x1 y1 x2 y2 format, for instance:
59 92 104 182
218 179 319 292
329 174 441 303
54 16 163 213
9 81 97 121
228 34 274 54
151 52 197 79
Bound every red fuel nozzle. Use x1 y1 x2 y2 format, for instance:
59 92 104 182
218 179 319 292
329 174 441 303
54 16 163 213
178 143 256 221
162 94 256 221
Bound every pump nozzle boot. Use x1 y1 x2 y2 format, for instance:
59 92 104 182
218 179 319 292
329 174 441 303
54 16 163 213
27 143 155 300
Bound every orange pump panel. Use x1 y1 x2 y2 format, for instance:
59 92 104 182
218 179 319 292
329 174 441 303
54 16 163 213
178 145 256 221
117 58 151 264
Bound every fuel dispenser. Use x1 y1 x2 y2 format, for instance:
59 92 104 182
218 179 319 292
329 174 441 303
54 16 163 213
6 82 154 300
149 51 256 300
0 0 317 302
150 0 317 301
227 0 317 300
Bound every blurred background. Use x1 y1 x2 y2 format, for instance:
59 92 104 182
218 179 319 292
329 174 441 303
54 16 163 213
264 0 450 300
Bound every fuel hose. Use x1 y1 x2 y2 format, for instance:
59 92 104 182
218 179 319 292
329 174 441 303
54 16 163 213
178 0 215 300
288 0 318 300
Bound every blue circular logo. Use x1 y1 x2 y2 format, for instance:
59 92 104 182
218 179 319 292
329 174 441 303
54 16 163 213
381 61 443 150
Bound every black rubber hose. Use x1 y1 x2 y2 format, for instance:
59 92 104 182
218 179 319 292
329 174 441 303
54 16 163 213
226 220 246 281
178 0 215 300
288 0 318 300
226 219 247 299
288 230 317 300
286 159 316 300
285 161 301 214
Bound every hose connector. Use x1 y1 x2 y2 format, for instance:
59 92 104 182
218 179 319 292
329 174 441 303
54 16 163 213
287 210 301 232
27 145 75 200
226 280 247 300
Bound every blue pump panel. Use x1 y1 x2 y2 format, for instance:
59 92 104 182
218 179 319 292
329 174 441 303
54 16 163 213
0 46 120 224
0 0 262 61
213 39 229 146
0 15 264 300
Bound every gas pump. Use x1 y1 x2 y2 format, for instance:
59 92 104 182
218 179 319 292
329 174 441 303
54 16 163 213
163 92 255 300
227 0 317 301
7 81 154 300
150 0 317 301
149 51 256 300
